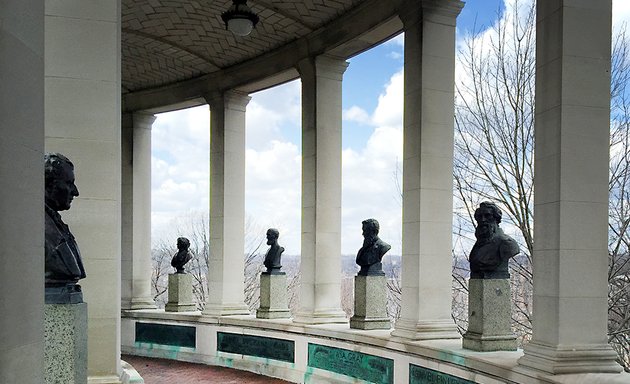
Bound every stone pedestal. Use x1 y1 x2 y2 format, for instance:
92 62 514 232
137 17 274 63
350 274 390 330
44 302 88 384
165 273 197 312
463 278 517 351
257 272 291 319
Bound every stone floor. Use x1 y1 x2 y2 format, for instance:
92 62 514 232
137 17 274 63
123 355 292 383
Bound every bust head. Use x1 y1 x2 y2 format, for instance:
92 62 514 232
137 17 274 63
44 153 79 211
266 228 279 245
177 237 190 251
362 218 380 241
474 201 502 240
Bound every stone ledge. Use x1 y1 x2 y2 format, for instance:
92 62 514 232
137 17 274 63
121 311 630 384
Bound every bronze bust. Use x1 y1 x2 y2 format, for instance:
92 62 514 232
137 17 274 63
171 237 193 273
44 153 86 303
469 201 520 279
356 218 391 276
263 228 284 275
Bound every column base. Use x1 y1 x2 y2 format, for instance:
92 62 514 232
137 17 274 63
202 302 251 317
391 318 461 340
120 360 144 384
517 342 623 375
122 297 156 310
45 302 88 384
292 309 348 325
87 375 123 384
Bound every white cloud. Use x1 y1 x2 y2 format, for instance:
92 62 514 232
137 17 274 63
614 0 630 29
372 69 403 128
151 105 210 239
343 105 371 124
245 140 302 254
246 80 301 151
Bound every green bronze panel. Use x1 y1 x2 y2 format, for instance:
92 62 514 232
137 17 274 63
409 364 475 384
307 343 393 384
216 332 294 363
135 322 196 348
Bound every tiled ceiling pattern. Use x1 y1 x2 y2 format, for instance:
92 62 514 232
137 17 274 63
122 0 361 93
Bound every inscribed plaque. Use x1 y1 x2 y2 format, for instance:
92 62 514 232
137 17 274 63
307 343 393 384
409 364 475 384
217 332 294 363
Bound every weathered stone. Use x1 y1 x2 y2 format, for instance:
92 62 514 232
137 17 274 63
463 278 517 351
257 273 291 319
350 274 390 330
165 273 197 312
44 302 88 384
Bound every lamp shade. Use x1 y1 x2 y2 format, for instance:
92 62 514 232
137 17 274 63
222 0 259 36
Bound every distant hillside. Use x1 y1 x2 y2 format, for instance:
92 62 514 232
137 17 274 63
280 254 402 278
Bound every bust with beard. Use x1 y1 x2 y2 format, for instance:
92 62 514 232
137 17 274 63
356 218 391 276
469 202 519 279
263 228 285 274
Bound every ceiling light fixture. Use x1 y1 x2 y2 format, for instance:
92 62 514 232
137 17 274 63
221 0 259 37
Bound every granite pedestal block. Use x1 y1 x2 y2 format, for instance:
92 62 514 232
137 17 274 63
44 302 88 384
463 278 517 351
350 274 390 330
257 272 291 319
165 273 197 312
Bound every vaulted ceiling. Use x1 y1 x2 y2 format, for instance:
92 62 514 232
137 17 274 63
121 0 404 112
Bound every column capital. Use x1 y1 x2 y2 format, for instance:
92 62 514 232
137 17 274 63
398 0 464 29
132 112 156 131
204 90 251 112
297 54 349 81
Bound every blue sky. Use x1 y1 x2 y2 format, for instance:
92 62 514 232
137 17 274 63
151 0 630 255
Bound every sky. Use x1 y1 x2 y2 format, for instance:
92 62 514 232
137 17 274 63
151 0 630 256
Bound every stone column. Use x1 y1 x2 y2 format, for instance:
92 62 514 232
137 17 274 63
0 1 45 382
45 1 123 381
517 0 622 374
121 113 157 310
391 0 463 340
292 55 348 324
202 91 251 317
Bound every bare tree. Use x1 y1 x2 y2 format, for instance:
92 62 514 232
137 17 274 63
243 218 265 311
150 239 174 308
150 211 265 311
454 0 536 343
455 1 630 369
608 24 630 371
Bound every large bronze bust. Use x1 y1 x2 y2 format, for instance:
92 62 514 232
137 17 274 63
263 228 284 275
469 201 519 279
356 218 391 276
44 153 86 303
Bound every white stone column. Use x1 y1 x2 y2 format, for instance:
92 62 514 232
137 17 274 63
391 1 463 340
45 1 123 382
121 113 157 310
0 1 45 382
293 55 348 324
202 91 251 317
517 0 622 374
